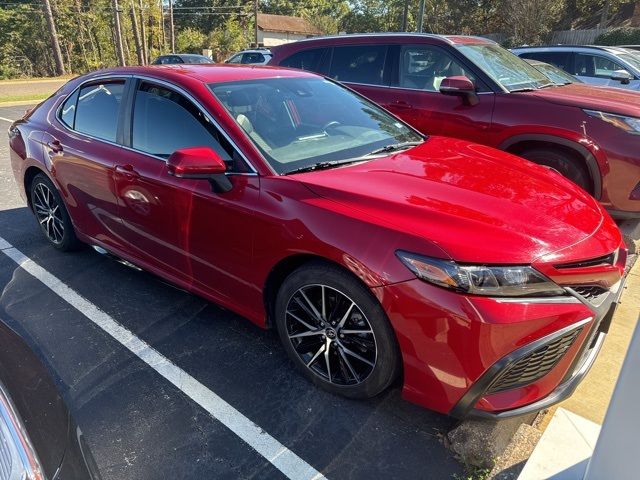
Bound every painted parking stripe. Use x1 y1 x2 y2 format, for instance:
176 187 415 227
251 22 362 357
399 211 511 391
0 236 326 480
0 116 14 123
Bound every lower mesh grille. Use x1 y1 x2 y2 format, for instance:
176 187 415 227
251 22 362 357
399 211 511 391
571 285 609 306
487 328 582 394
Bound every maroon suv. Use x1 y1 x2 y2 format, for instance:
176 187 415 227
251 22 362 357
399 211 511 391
270 34 640 218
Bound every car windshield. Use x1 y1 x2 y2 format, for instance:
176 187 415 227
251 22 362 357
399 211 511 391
210 77 422 174
184 56 211 64
458 44 554 91
617 52 640 72
529 62 578 85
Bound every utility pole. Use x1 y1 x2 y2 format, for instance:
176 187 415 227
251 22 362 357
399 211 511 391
112 0 126 66
138 0 148 64
169 0 175 53
42 0 65 75
130 0 145 65
417 0 425 33
254 0 258 47
160 0 166 54
401 0 409 32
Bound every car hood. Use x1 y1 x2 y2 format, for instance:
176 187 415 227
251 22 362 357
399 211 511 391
527 83 640 117
296 137 604 264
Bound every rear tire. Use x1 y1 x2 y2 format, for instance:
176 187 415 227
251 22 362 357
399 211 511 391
275 262 400 399
519 148 591 192
29 173 81 251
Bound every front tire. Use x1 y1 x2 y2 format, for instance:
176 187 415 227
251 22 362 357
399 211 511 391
275 262 400 399
520 147 591 192
29 173 81 251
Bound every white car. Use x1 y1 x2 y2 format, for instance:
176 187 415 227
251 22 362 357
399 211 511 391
512 45 640 90
225 49 272 65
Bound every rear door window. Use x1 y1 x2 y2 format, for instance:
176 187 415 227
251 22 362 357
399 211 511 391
73 81 125 142
280 48 327 72
329 45 388 86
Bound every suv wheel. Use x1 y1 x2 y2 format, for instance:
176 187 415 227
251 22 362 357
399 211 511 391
275 263 400 399
520 148 591 192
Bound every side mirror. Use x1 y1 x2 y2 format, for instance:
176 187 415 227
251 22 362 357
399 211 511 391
167 147 232 193
610 69 633 85
439 76 479 106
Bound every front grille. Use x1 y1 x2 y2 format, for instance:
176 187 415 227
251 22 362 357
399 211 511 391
487 328 582 394
570 285 610 307
555 252 616 269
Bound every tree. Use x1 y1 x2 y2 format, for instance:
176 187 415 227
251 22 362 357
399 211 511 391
500 0 565 46
42 0 65 75
176 27 207 53
208 17 249 60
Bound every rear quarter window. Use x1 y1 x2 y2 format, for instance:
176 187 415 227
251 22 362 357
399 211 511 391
329 45 388 86
280 48 327 72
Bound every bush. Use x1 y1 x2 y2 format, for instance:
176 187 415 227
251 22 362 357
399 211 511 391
596 27 640 45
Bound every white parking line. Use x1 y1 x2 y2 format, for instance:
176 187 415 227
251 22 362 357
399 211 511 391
0 116 14 123
0 236 326 480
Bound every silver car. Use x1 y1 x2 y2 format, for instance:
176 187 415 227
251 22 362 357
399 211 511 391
512 45 640 90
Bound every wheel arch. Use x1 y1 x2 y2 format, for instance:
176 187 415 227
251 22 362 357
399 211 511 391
500 134 602 199
263 253 379 330
23 165 51 211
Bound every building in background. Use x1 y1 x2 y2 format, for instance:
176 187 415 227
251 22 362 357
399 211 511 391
257 14 322 47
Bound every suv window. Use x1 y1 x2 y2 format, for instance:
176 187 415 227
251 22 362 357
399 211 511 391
398 45 478 91
73 81 124 142
519 51 572 72
132 82 249 172
280 48 327 72
329 45 388 86
242 52 265 64
227 54 242 64
573 53 624 78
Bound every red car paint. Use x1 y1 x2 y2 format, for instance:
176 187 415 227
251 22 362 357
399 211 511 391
9 65 626 417
269 34 640 218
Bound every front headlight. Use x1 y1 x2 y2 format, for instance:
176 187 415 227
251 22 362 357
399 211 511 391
396 251 565 297
584 109 640 134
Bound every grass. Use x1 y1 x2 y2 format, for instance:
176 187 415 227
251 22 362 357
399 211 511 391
453 466 492 480
0 93 49 104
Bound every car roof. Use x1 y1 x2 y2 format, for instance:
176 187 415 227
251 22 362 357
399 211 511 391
512 45 633 54
271 32 495 49
99 64 317 84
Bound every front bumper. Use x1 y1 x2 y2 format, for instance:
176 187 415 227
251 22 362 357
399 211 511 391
376 264 626 418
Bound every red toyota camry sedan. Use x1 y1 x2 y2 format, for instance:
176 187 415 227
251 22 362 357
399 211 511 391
8 65 627 418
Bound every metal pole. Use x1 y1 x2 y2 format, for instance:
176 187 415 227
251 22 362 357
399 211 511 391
417 0 425 33
254 0 258 47
169 0 175 53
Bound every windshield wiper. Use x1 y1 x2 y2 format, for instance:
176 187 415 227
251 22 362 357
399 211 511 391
363 141 423 157
284 158 365 175
510 87 537 92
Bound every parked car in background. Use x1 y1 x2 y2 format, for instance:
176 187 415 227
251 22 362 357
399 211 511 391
512 45 640 89
270 34 640 217
153 54 213 65
524 58 583 84
8 64 628 419
225 48 272 65
0 318 100 479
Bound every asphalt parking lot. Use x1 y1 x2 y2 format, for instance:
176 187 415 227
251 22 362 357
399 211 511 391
0 105 465 478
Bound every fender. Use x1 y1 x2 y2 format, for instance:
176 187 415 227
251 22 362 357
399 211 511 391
499 133 603 200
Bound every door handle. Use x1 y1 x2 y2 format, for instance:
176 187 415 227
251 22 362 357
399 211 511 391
115 164 139 179
47 139 63 153
393 101 413 110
